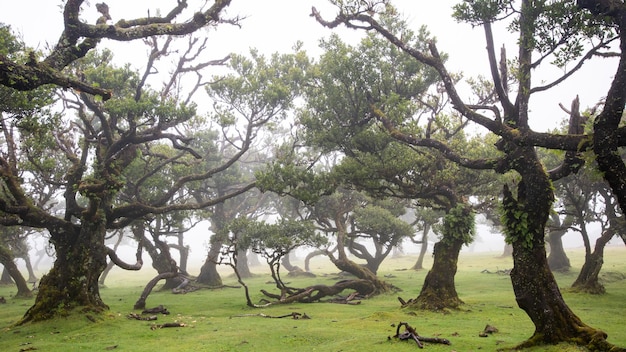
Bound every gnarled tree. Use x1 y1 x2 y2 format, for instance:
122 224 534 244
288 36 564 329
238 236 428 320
312 0 622 349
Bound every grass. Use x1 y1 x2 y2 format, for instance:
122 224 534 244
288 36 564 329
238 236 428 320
1 247 625 351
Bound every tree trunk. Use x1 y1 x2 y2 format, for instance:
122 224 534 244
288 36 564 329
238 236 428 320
500 243 513 258
0 266 13 284
197 203 226 286
304 249 327 272
134 272 179 310
329 254 391 294
281 251 302 272
20 220 108 324
22 254 37 283
546 227 570 272
502 170 609 348
0 246 32 297
329 222 392 294
410 239 463 310
571 228 615 294
411 224 429 270
196 240 223 286
137 223 181 290
169 231 189 274
99 259 115 287
236 248 252 278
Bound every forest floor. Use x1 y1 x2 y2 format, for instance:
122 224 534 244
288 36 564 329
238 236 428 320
0 246 625 351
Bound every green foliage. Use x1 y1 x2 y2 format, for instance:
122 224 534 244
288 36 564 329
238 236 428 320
256 161 336 205
500 185 533 249
0 24 55 116
352 203 413 245
441 203 476 246
302 24 438 152
207 47 310 128
453 0 615 68
453 0 515 24
223 217 326 259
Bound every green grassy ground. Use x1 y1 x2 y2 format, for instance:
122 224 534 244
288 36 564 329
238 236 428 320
1 247 625 351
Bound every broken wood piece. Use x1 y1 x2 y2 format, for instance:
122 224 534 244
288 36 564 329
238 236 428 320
127 313 157 321
150 322 186 330
479 324 499 337
394 321 451 347
230 312 310 319
141 305 170 315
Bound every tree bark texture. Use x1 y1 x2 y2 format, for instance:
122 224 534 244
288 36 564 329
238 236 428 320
21 220 108 324
411 239 463 310
502 160 609 348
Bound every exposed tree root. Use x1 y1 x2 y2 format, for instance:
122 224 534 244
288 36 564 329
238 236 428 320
507 328 626 352
257 279 376 306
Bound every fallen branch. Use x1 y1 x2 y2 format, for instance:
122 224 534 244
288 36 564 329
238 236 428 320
230 312 311 319
259 279 375 306
141 305 170 315
392 322 451 348
127 313 157 321
150 322 186 330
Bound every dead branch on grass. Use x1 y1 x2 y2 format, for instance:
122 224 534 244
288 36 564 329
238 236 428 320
391 322 451 348
230 312 311 319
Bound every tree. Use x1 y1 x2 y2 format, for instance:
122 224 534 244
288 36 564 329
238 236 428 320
190 47 310 285
1 31 291 323
346 199 414 274
229 217 324 294
0 1 250 323
571 184 623 294
0 1 236 99
576 1 626 218
0 24 57 299
310 189 396 293
295 24 497 309
312 0 621 349
408 207 442 270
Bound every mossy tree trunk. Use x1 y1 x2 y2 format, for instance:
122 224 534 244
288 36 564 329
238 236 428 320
501 148 609 348
408 203 473 310
21 218 108 324
412 239 463 310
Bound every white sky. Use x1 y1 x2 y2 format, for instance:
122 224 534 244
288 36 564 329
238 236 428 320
1 0 618 131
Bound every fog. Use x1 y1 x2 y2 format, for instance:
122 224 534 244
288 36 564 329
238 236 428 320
12 216 619 283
